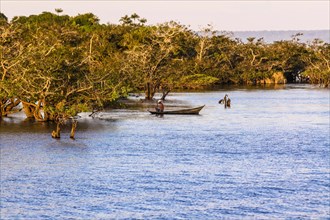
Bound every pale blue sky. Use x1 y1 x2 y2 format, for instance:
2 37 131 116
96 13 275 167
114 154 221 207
1 1 329 31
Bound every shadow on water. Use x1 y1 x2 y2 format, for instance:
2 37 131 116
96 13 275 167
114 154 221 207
0 112 116 135
211 83 287 91
200 83 326 92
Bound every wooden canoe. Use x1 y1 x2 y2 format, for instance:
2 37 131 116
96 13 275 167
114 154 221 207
148 105 205 115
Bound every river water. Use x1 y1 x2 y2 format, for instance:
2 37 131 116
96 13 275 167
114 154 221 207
1 85 329 219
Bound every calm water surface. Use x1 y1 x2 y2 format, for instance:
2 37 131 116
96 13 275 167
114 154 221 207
1 85 329 219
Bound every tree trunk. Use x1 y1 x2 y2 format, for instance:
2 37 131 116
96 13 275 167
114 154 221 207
33 100 44 121
46 112 55 121
145 82 155 100
0 102 3 118
161 89 170 100
1 98 21 117
51 121 61 139
70 120 78 139
22 102 35 118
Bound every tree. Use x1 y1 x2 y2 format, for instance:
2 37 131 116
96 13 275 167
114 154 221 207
195 25 215 64
2 13 92 137
55 8 63 15
0 13 8 24
122 21 189 100
303 40 330 86
119 13 147 27
0 19 27 117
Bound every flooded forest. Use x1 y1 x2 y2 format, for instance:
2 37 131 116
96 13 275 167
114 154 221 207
1 11 329 137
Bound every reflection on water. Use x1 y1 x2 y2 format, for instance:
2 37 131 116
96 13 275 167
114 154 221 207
1 84 329 219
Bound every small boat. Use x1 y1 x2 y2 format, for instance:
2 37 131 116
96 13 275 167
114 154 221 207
148 105 205 115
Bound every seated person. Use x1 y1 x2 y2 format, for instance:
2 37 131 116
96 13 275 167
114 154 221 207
155 100 164 112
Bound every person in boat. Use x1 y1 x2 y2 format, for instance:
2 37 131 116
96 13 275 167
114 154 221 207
155 100 164 112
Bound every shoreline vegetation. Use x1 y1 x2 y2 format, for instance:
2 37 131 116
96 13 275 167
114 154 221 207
1 10 329 138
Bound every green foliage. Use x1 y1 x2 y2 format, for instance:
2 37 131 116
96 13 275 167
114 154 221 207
119 13 147 27
0 13 8 24
181 74 219 89
55 8 63 14
71 13 100 32
301 42 330 86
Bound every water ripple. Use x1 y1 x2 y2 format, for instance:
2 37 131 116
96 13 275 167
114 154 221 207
1 87 329 219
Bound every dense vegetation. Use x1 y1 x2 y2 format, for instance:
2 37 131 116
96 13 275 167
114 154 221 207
1 11 329 138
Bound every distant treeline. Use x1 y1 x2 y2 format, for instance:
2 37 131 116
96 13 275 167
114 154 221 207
0 11 329 137
229 30 330 44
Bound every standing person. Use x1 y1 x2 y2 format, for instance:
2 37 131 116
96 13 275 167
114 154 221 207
219 94 231 108
155 100 164 112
